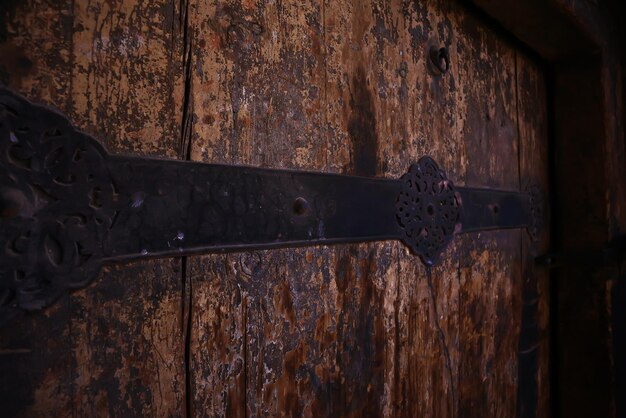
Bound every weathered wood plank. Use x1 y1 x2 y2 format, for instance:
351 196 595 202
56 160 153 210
68 1 187 415
0 2 76 415
391 2 464 416
452 7 522 418
516 50 550 418
392 2 524 417
1 1 553 416
184 0 548 417
0 0 187 416
322 1 404 416
184 0 330 416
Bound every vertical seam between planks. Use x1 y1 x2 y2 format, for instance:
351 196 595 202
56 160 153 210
514 48 532 418
322 0 329 172
393 254 401 416
430 0 459 395
514 50 522 418
69 0 76 416
183 257 193 418
425 266 457 414
178 0 193 417
320 0 333 416
395 8 407 416
514 51 522 191
456 261 463 418
324 1 332 416
180 4 193 161
243 291 248 418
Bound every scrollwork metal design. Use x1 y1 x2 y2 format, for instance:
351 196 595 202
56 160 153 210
395 156 462 265
1 89 114 313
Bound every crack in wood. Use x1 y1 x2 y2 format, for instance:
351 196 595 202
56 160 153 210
426 266 458 413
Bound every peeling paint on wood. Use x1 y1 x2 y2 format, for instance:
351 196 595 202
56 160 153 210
0 0 550 417
0 1 186 416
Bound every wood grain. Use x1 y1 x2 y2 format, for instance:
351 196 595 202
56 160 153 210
0 1 551 416
0 1 187 416
184 0 331 416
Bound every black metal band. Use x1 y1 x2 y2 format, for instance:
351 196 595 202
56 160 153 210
0 88 544 321
103 156 402 260
459 188 532 233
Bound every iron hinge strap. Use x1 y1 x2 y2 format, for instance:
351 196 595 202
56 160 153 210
0 88 545 321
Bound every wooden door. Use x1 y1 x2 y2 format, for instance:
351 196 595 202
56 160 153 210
0 0 550 416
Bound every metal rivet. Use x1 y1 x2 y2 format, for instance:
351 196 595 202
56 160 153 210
293 197 309 216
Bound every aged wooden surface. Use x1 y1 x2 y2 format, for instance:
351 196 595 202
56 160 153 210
0 1 187 416
516 51 550 418
0 0 550 417
472 1 626 415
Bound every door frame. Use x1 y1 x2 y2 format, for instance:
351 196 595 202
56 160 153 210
469 0 625 416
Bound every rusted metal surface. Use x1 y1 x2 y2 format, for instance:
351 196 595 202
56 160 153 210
0 0 556 417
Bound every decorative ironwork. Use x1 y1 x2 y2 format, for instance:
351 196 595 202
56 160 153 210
1 89 113 314
0 87 545 324
395 157 461 265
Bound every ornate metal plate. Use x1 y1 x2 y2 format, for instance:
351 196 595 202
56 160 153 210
395 157 461 266
0 88 544 323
